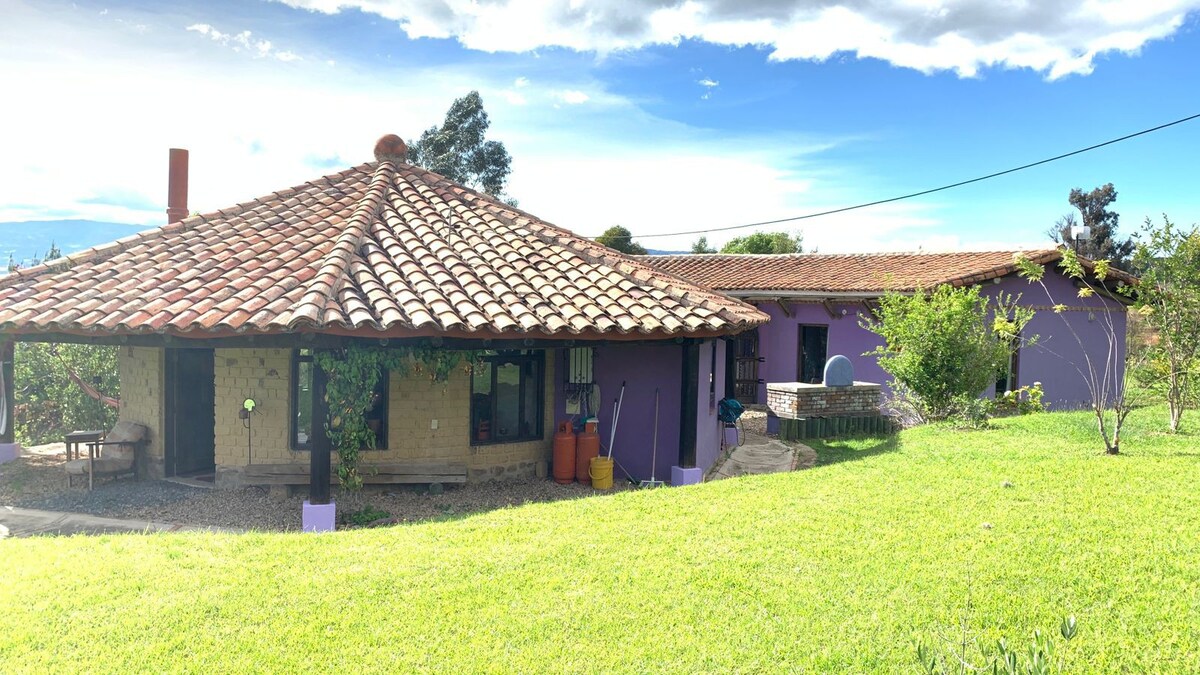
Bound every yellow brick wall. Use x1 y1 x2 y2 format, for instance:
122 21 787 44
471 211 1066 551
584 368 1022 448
117 346 165 475
212 348 292 467
378 350 556 479
213 348 555 481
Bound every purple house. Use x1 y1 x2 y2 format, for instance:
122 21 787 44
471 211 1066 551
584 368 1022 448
648 250 1134 410
0 136 767 500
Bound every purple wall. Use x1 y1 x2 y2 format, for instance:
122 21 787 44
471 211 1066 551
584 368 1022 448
992 271 1127 410
747 268 1127 410
551 340 728 482
755 301 886 403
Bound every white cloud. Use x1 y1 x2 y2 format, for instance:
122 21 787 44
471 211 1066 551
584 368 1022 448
698 78 719 87
0 0 1019 254
556 89 590 104
186 22 304 62
273 0 1200 78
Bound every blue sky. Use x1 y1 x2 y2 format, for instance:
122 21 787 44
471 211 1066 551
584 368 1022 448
2 0 1198 252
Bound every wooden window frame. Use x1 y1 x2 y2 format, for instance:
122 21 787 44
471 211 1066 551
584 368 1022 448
469 350 545 446
290 349 388 451
796 323 829 385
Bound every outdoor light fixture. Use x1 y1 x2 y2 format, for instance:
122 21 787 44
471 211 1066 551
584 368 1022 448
241 398 258 464
239 397 257 420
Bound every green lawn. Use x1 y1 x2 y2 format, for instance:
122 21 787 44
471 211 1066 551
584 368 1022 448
3 407 1200 672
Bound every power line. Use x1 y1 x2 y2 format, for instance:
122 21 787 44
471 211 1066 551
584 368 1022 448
592 111 1200 242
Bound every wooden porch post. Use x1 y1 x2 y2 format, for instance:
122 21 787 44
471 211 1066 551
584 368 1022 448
0 339 14 445
309 354 331 504
678 342 699 468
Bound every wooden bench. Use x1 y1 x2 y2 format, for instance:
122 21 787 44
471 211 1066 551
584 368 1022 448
244 462 469 486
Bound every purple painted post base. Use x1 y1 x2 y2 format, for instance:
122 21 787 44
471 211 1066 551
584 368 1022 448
302 500 336 533
0 443 20 465
671 466 703 486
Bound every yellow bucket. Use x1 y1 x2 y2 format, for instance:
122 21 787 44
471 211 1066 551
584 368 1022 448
589 456 614 490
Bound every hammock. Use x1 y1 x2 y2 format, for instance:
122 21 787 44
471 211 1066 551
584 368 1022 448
49 346 121 409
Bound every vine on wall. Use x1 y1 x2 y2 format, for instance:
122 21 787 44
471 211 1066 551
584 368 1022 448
313 345 485 490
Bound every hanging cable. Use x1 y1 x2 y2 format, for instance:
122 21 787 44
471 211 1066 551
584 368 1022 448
587 112 1200 242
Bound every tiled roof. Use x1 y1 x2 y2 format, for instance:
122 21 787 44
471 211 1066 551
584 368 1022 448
0 138 766 340
643 250 1135 295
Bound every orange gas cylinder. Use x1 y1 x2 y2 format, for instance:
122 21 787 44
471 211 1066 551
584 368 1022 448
576 420 601 485
552 422 577 484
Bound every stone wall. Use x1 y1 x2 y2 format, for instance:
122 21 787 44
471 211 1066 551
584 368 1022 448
767 381 882 419
117 346 165 478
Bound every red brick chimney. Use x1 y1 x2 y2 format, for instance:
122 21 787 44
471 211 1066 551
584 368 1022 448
166 148 189 223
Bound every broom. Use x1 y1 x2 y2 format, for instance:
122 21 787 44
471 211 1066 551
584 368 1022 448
639 388 664 488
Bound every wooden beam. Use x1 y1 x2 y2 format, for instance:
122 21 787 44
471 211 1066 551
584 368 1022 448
309 353 331 505
821 299 840 320
774 298 793 318
678 343 700 468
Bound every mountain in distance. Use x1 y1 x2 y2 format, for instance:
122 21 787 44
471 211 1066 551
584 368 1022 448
0 219 148 266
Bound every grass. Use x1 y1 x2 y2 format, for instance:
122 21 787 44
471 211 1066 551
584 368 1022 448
3 406 1200 672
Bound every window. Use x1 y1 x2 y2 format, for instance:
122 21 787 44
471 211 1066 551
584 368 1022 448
290 349 388 451
797 324 829 384
470 350 544 445
995 336 1021 395
733 329 760 404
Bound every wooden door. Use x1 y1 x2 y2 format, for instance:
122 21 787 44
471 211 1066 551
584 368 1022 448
166 348 215 476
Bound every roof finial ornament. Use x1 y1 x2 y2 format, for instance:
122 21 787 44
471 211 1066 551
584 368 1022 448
373 134 408 164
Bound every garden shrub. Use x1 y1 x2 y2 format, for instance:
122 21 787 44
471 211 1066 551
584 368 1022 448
863 284 1034 421
996 383 1047 416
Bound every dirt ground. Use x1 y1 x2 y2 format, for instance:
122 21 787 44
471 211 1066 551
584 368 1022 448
0 444 636 532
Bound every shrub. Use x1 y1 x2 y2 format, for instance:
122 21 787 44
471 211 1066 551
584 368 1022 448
948 394 994 430
863 284 1034 421
996 383 1047 416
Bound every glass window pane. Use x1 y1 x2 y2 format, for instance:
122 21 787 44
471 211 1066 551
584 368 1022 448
471 363 494 442
295 360 313 448
522 359 539 437
494 362 521 440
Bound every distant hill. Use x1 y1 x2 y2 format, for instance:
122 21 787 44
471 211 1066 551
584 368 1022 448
0 220 147 266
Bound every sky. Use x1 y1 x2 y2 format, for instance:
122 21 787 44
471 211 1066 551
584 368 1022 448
1 0 1198 253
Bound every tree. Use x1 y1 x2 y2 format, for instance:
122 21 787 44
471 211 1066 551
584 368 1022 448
1128 214 1200 432
408 91 513 199
720 231 803 254
1046 183 1134 268
1017 249 1138 454
862 284 1033 421
690 236 716 254
595 226 647 255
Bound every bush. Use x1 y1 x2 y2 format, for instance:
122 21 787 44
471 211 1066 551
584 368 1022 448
996 383 1047 416
948 395 994 430
863 284 1034 421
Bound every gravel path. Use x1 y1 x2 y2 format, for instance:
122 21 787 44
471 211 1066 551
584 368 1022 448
1 450 634 532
